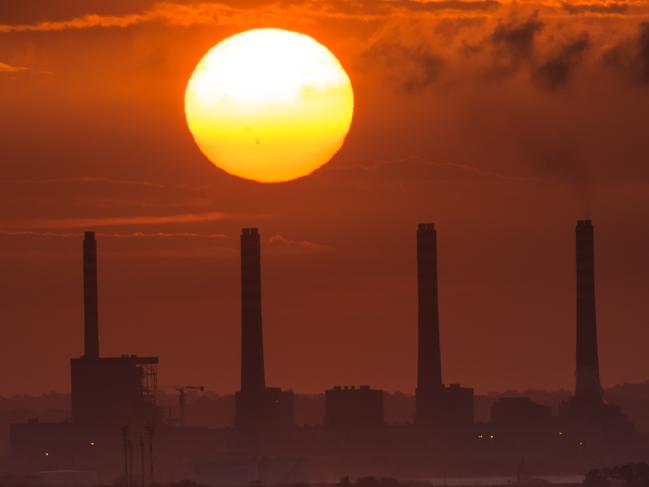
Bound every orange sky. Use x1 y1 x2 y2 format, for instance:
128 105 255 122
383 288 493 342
1 0 649 396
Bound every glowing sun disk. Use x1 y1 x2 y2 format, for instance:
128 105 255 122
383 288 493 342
185 28 354 182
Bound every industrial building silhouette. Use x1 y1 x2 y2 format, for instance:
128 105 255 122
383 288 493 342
415 223 473 427
235 228 294 430
7 220 641 483
557 220 632 434
325 386 384 429
70 232 159 426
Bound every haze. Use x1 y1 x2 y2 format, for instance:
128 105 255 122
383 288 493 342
1 0 649 397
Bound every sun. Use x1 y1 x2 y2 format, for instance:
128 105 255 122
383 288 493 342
185 28 354 183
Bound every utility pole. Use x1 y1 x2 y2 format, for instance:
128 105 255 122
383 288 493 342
121 426 130 487
175 385 203 427
146 424 154 486
179 389 186 427
138 435 146 487
127 438 133 487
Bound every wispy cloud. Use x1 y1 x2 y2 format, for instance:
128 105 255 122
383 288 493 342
268 234 334 253
0 61 29 73
328 157 537 183
0 231 79 238
0 0 507 34
0 0 643 36
4 211 235 230
101 231 228 239
561 2 630 15
0 230 228 238
0 2 249 33
4 177 168 189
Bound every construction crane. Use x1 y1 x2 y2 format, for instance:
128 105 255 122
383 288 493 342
175 385 204 427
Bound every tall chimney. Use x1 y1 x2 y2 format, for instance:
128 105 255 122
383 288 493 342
240 228 266 393
83 231 99 358
416 223 443 397
575 220 602 402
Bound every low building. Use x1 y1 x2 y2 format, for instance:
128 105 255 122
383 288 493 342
490 397 552 428
235 387 295 430
325 385 384 428
416 384 474 428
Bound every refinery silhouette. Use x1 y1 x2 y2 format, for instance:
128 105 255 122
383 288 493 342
4 220 645 485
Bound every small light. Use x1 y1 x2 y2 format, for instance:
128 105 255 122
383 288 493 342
489 434 495 439
478 434 483 439
579 441 584 446
559 431 563 436
44 452 49 457
89 441 96 447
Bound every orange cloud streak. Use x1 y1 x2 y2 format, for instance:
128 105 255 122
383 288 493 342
4 211 235 230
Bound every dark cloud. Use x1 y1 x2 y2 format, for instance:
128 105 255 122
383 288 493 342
489 16 544 76
491 16 543 58
640 21 649 82
363 41 443 92
399 0 501 13
561 2 629 15
603 22 649 84
0 0 158 24
533 33 590 90
0 0 506 33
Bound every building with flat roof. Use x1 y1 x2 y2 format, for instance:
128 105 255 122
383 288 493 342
71 232 159 426
325 386 384 429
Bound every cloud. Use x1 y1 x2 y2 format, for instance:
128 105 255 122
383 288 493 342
491 16 543 58
489 16 544 76
0 230 228 238
0 231 80 238
602 21 649 83
0 2 237 33
4 176 168 188
397 0 501 13
640 21 649 82
533 33 590 89
363 41 444 92
0 61 28 73
100 231 228 239
561 2 630 15
0 0 507 34
328 157 536 183
4 211 235 230
268 234 334 253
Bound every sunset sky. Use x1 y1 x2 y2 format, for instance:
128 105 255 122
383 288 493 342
1 0 649 396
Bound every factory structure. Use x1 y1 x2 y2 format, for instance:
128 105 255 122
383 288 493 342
6 220 643 483
235 228 294 430
71 232 159 427
415 224 473 427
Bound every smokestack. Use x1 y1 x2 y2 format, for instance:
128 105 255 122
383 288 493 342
83 231 99 358
575 220 602 402
240 228 265 393
416 223 442 393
